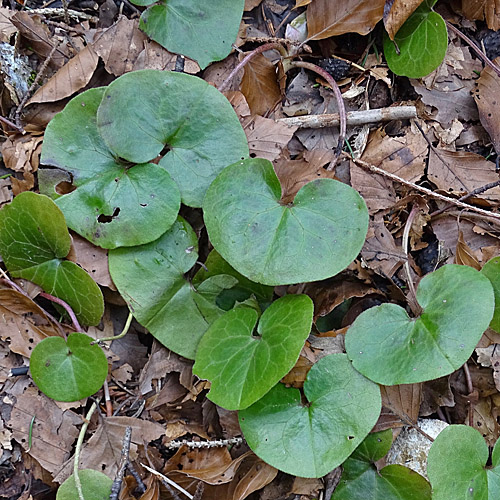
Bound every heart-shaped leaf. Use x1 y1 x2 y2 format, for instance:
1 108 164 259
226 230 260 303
108 217 239 359
30 332 108 401
383 0 447 78
193 294 313 410
481 256 500 333
345 265 494 385
129 0 245 69
239 353 381 478
0 192 104 326
333 430 431 500
97 70 249 207
41 87 181 249
57 469 112 500
427 425 500 499
203 158 369 286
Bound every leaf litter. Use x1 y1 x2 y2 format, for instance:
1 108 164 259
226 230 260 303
2 0 500 498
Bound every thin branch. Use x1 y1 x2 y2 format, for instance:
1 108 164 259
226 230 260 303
278 105 417 129
39 292 82 332
402 206 422 315
0 114 24 132
348 154 500 220
288 60 346 170
110 426 132 500
166 437 243 449
140 463 193 500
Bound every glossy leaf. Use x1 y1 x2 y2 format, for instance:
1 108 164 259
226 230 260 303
427 425 500 499
0 192 104 326
41 87 180 249
481 256 500 332
383 0 447 78
30 333 108 402
333 430 431 500
57 469 112 500
130 0 245 69
193 294 313 410
108 217 237 359
346 265 494 385
97 70 249 207
239 354 381 478
203 158 369 286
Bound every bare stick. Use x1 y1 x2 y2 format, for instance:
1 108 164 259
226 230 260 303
39 292 82 332
463 362 474 427
60 0 70 25
166 437 243 449
218 42 287 92
288 60 346 170
278 105 417 129
26 7 94 21
126 462 146 494
402 206 422 315
0 114 24 132
140 463 193 500
110 426 132 500
103 380 112 417
348 154 500 221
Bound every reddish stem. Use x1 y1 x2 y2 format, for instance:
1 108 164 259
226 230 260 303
39 292 82 333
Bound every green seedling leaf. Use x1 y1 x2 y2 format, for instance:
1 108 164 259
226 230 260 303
41 87 181 249
333 430 431 500
481 256 500 333
30 332 108 401
239 353 381 478
129 0 244 69
97 70 249 207
383 0 447 78
192 250 274 310
109 217 238 359
345 264 494 385
193 294 313 410
427 425 500 499
0 192 104 326
57 469 112 500
203 158 369 286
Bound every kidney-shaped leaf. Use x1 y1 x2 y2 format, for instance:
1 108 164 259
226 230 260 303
383 0 447 78
239 353 381 478
30 332 108 401
41 87 181 249
427 425 500 499
203 158 369 286
57 469 112 500
130 0 245 69
97 70 249 207
109 217 237 359
333 430 431 500
346 265 494 385
481 256 500 333
193 294 313 410
0 192 104 326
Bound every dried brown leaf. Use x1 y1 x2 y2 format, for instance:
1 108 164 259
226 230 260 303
133 40 200 74
291 477 322 496
281 355 313 388
1 133 43 173
306 0 385 39
473 396 500 446
374 384 421 432
384 0 425 40
420 376 455 417
241 53 281 116
0 8 17 42
27 46 98 105
295 0 312 6
462 0 500 30
244 0 263 10
455 230 481 270
232 458 277 500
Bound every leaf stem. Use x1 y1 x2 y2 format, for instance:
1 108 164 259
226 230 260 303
39 292 82 333
94 310 133 343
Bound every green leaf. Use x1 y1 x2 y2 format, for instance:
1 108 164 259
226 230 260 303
345 265 494 385
108 217 237 359
0 192 104 326
427 425 500 499
131 0 245 69
203 158 369 286
30 333 108 401
57 469 112 500
41 87 181 249
481 256 500 333
239 353 381 478
333 430 432 500
97 70 249 207
193 294 313 410
383 0 447 78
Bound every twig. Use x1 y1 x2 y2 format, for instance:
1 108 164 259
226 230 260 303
217 42 287 92
288 60 346 169
140 463 194 500
39 291 82 332
402 206 422 315
26 7 95 21
192 482 204 500
60 0 70 25
74 401 99 500
445 20 500 79
103 380 112 417
463 362 475 427
348 154 500 220
166 437 243 449
110 426 132 500
126 462 146 494
0 114 24 132
15 41 60 128
278 105 417 129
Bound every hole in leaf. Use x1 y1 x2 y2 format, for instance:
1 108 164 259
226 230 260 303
347 435 355 440
98 207 120 223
